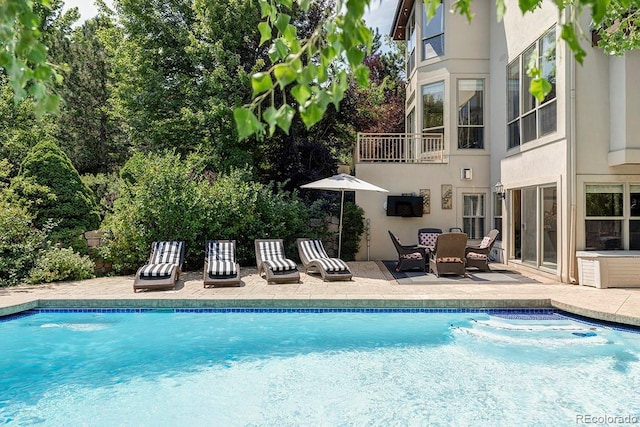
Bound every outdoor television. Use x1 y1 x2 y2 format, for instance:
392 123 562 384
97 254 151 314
386 195 424 217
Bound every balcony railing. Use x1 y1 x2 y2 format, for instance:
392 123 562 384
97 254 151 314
356 133 446 163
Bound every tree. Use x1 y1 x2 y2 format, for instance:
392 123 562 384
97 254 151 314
13 140 101 232
53 12 126 174
2 0 640 139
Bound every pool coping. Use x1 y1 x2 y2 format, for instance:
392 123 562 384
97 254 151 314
2 297 640 329
2 262 640 328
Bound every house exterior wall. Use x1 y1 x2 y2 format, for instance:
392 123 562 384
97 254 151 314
364 0 640 282
354 0 492 261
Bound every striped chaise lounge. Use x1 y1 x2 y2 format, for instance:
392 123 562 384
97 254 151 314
254 239 300 284
203 240 241 287
296 238 352 281
133 241 185 292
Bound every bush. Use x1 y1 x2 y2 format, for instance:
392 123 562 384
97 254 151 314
27 247 94 284
0 199 45 287
81 172 120 219
15 140 100 232
340 201 365 261
101 152 310 272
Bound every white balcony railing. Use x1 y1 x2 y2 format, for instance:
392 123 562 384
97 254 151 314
356 133 446 163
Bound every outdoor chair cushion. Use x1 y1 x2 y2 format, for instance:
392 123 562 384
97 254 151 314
206 241 237 277
401 252 425 260
479 236 492 249
466 252 488 260
419 233 439 249
436 256 464 263
298 239 349 272
150 241 183 265
139 263 177 278
258 241 297 271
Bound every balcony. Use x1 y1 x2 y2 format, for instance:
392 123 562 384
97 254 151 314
356 133 446 163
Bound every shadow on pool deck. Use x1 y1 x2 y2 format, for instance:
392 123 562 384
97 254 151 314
1 261 640 327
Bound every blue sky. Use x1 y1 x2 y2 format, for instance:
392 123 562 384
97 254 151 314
64 0 398 36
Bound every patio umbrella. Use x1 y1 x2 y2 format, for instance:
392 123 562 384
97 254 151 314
301 173 388 258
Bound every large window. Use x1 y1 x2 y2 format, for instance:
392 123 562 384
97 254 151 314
507 26 556 148
457 79 484 149
422 1 444 60
406 108 415 133
463 194 485 239
422 81 444 134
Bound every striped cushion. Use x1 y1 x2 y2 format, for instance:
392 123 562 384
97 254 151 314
150 241 183 265
259 241 297 272
139 263 177 278
207 241 237 277
299 239 349 272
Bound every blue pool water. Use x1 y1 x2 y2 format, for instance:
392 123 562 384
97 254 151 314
1 309 640 426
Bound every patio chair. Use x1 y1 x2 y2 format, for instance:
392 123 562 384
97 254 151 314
429 233 467 277
296 238 353 281
203 240 241 287
255 239 300 284
417 227 442 252
465 229 500 271
388 230 427 272
133 241 185 292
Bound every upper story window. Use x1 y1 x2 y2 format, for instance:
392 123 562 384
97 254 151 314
457 79 484 149
407 11 416 75
422 81 444 134
507 26 556 149
422 1 444 61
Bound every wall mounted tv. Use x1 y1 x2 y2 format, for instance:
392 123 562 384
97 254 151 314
386 195 424 217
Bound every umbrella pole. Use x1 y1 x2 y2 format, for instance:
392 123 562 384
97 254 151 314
338 190 345 259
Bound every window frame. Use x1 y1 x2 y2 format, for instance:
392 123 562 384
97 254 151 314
584 184 625 250
506 26 557 149
421 80 445 134
457 79 484 149
463 193 486 239
421 1 444 61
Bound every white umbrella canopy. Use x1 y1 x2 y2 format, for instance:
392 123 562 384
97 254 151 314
301 173 388 258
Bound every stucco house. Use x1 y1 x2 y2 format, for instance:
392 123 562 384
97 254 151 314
354 0 640 286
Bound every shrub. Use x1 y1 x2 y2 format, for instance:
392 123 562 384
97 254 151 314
0 199 45 287
340 201 365 261
101 152 311 272
15 140 101 233
27 247 94 284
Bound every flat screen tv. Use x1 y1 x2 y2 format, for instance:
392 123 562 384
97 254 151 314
386 195 424 217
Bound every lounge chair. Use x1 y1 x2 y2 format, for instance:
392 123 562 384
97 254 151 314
417 227 442 252
255 239 300 284
429 233 467 277
296 238 353 281
203 240 241 287
133 241 185 292
465 229 500 271
388 230 427 272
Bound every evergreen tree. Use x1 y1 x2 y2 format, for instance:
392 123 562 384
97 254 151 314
15 140 101 232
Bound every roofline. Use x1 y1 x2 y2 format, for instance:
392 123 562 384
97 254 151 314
391 0 415 40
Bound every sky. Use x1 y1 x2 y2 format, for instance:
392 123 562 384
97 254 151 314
63 0 397 36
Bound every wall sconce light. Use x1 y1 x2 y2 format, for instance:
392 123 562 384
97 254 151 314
495 181 506 200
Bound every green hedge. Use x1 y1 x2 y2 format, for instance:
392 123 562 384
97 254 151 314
100 152 312 273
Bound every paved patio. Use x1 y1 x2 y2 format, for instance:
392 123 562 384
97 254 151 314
2 261 640 327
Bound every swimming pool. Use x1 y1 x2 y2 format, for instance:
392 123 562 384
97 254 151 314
1 308 639 425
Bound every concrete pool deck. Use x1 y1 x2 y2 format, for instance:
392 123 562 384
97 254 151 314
2 261 640 327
